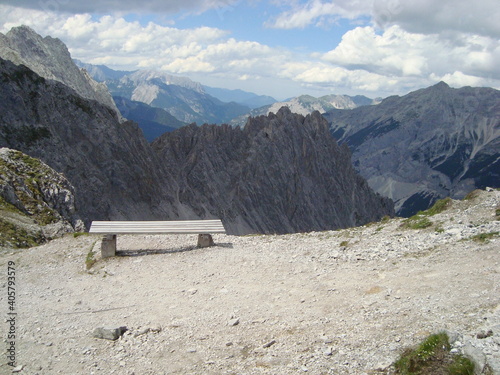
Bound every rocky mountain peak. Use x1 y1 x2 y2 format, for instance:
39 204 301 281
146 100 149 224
0 25 122 120
325 83 500 216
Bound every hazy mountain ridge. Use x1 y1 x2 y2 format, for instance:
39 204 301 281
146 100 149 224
230 93 379 127
74 61 253 125
202 85 277 108
324 81 500 216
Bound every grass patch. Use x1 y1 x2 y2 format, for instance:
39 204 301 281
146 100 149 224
0 218 45 248
463 190 481 201
421 197 453 216
401 198 452 230
394 332 475 375
339 240 349 247
73 232 88 238
470 232 499 243
85 249 96 270
402 216 433 230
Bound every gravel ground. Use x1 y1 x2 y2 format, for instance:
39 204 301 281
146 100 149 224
1 189 499 375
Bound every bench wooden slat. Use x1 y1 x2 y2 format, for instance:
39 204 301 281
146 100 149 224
89 220 226 235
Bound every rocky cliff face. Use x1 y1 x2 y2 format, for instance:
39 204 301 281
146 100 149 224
153 107 394 235
324 82 500 216
0 147 84 248
0 25 122 120
0 57 178 226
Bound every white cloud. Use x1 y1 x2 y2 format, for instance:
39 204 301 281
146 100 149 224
322 25 500 83
0 0 238 15
270 0 500 39
372 0 500 38
1 2 499 98
432 71 483 88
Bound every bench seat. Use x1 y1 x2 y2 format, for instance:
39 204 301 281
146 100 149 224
89 219 226 257
89 220 226 234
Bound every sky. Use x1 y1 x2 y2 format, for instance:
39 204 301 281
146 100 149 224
0 0 499 100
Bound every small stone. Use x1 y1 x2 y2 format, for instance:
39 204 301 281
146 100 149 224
12 365 24 373
93 326 127 341
226 342 233 346
323 347 333 356
150 324 162 333
187 348 197 353
477 330 493 339
133 327 150 337
263 340 276 348
229 318 240 326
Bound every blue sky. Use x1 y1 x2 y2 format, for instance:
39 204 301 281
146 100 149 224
0 0 499 100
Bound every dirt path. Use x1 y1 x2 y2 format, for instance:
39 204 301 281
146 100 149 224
1 190 499 374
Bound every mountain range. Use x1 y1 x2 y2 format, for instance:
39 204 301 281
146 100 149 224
75 60 378 133
229 94 379 127
0 25 394 236
324 82 500 216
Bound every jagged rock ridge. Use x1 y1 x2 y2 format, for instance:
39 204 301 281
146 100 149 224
153 107 394 235
324 82 500 216
0 55 393 235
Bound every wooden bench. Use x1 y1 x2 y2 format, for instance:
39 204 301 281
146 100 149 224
89 219 226 258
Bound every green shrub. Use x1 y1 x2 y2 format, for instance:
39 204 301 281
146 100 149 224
394 332 475 375
419 197 452 216
448 355 475 375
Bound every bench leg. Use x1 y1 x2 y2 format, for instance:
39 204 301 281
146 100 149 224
197 234 214 248
101 234 117 258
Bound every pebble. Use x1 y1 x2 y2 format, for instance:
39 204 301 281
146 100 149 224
263 340 277 348
229 318 240 326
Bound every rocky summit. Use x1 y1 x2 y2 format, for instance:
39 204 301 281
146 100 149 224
0 25 121 119
153 107 394 235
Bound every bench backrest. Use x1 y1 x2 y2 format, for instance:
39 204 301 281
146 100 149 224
89 219 226 234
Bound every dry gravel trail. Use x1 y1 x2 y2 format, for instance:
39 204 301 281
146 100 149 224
1 189 499 374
